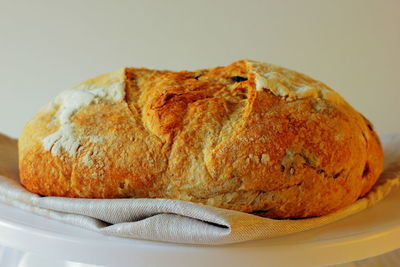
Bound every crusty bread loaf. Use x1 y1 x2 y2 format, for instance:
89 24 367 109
19 60 383 218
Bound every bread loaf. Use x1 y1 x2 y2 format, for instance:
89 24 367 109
18 60 383 218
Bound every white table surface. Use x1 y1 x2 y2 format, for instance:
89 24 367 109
0 245 399 267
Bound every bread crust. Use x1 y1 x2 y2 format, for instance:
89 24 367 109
19 60 384 218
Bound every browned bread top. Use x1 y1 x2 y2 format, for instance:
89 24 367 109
19 60 383 218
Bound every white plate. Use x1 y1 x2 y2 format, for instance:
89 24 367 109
0 189 399 267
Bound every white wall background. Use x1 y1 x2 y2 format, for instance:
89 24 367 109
0 0 399 138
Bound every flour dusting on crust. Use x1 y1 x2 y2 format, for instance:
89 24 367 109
247 60 344 104
42 69 126 157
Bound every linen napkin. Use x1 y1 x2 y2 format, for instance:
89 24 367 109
0 133 399 245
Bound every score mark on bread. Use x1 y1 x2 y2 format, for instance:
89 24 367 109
18 60 383 219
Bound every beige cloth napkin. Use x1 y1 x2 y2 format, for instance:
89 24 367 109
0 133 399 245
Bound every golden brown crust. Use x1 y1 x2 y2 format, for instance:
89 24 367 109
18 60 384 218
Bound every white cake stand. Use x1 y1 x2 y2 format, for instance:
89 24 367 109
0 189 399 267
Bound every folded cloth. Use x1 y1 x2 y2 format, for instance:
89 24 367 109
0 133 399 245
